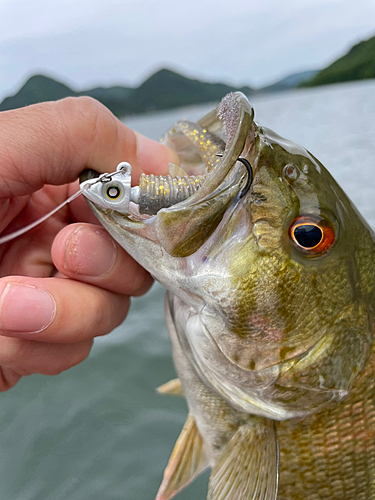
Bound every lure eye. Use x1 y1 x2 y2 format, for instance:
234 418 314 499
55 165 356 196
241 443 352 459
105 184 122 200
289 216 335 255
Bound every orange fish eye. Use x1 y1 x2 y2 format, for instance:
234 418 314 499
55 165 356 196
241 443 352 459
289 216 335 255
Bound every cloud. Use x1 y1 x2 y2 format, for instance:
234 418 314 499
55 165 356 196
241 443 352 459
0 0 374 101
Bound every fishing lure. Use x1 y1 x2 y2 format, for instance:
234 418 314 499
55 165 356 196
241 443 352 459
0 157 253 245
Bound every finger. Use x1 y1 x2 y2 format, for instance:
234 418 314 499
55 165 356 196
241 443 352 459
0 336 93 377
51 223 153 295
0 276 130 342
0 97 176 198
0 366 21 391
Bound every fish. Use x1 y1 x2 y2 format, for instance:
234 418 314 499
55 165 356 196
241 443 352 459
79 92 375 500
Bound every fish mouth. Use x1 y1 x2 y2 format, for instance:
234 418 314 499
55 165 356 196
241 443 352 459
80 92 256 257
80 92 254 195
155 92 255 257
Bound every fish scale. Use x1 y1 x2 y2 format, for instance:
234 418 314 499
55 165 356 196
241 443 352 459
278 349 375 499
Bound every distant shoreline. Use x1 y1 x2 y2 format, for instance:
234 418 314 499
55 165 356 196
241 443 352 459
0 68 316 118
122 78 375 124
1 33 374 118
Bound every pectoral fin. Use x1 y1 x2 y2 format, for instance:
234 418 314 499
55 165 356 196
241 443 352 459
207 418 278 500
156 413 209 500
157 378 184 397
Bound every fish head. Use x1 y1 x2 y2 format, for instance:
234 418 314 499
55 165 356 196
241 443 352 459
81 93 375 419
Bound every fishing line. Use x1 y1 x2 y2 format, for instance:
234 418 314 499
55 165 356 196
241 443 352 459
0 188 87 245
0 168 126 246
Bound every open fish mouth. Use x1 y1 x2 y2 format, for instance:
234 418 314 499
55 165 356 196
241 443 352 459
80 92 255 257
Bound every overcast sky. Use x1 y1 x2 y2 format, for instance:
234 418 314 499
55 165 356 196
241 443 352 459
0 0 374 101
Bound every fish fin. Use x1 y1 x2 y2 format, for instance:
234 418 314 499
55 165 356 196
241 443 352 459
168 163 188 177
156 379 184 397
207 418 278 500
156 413 209 500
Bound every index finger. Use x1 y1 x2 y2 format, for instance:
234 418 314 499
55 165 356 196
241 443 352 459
0 97 176 198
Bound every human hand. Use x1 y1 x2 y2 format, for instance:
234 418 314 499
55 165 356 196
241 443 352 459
0 97 174 391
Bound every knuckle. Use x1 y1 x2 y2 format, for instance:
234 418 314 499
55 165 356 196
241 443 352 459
58 96 101 135
89 292 129 336
59 95 103 113
0 367 20 392
41 342 92 376
42 364 66 376
74 95 104 121
56 96 119 155
111 295 130 329
0 336 93 378
0 337 23 366
60 96 101 130
70 340 93 366
131 270 153 297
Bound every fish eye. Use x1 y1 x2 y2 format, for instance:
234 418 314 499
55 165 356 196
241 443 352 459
293 224 323 248
289 216 335 255
104 184 122 200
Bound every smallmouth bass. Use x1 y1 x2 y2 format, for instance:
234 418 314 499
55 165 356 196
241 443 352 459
80 93 375 500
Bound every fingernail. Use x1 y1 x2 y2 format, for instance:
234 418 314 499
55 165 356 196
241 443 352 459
64 226 117 277
0 283 56 333
136 133 179 175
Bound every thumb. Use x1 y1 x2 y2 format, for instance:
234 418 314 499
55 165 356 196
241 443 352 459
0 97 177 198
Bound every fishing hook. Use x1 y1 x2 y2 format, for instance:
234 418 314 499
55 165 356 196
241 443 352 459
216 154 253 198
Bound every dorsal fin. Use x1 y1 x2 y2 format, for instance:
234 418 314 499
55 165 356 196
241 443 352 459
207 418 278 500
156 413 209 500
157 378 184 397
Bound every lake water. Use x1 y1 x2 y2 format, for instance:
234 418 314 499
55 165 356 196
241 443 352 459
1 79 375 500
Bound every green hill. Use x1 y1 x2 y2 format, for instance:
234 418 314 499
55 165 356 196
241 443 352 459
0 74 75 111
122 68 253 114
303 34 375 87
0 75 134 115
0 69 253 117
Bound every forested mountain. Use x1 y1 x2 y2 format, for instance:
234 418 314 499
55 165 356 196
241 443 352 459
0 69 253 117
302 34 375 87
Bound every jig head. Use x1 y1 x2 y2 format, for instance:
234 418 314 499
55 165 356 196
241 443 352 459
79 162 136 214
